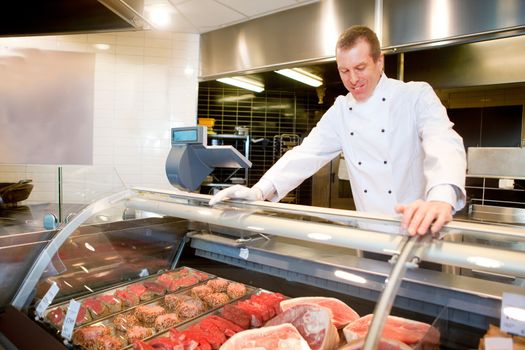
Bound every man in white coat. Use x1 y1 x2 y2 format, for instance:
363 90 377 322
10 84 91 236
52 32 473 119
209 25 467 236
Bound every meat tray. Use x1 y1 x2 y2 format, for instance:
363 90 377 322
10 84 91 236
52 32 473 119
71 277 255 350
134 289 286 350
40 267 212 337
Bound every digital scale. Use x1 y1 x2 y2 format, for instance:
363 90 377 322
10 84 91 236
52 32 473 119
165 126 252 191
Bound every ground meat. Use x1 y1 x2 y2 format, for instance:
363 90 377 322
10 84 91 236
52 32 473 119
202 293 230 308
206 278 229 293
178 297 206 319
226 283 247 299
191 285 213 300
154 313 180 331
113 312 139 332
126 325 153 343
134 305 166 325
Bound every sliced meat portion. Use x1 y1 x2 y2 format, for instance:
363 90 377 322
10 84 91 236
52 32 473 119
200 315 244 338
337 337 412 350
220 323 311 350
266 304 339 350
343 314 440 347
280 297 359 328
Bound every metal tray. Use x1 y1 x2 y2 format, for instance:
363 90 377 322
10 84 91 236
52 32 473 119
39 266 212 335
72 278 255 350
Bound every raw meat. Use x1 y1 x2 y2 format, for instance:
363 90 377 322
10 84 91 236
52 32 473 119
280 297 359 328
337 338 412 350
265 304 339 350
343 314 440 347
220 323 311 350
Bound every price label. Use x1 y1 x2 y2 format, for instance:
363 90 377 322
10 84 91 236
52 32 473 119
484 337 513 350
61 299 80 341
501 292 525 336
239 248 249 260
35 282 59 319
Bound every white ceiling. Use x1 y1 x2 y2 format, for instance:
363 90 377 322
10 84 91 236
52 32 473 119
145 0 319 33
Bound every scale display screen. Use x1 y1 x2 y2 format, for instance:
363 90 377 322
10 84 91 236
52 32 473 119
172 128 198 143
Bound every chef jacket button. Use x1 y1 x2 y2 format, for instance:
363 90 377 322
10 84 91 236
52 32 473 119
364 189 368 193
358 161 362 165
381 129 385 133
382 97 386 101
350 132 354 136
388 190 392 194
384 160 387 164
349 107 353 111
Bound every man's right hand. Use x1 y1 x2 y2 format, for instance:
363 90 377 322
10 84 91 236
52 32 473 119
208 185 263 206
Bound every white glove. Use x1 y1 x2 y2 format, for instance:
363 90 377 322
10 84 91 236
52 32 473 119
208 185 263 206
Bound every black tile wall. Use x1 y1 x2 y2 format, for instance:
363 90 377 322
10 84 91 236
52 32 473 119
197 85 329 204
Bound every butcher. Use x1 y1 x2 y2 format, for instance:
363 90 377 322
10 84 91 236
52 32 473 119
209 25 467 236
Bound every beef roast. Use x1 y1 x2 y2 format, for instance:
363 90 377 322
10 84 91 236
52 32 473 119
265 304 339 350
280 297 359 328
219 323 311 350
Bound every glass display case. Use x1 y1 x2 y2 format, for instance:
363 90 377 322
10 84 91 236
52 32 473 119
1 187 524 349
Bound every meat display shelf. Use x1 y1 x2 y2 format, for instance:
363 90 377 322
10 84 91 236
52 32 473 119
0 187 524 349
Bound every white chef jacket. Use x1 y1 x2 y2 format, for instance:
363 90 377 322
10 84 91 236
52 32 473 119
256 74 467 215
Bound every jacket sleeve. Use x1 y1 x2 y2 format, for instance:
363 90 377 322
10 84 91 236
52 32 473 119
260 103 344 202
414 83 467 211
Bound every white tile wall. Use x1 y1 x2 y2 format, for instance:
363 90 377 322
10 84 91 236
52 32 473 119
0 29 199 205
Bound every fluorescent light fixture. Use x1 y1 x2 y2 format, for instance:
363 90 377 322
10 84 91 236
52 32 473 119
275 68 323 87
217 76 264 93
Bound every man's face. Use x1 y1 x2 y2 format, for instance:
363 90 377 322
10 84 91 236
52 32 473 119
336 39 384 102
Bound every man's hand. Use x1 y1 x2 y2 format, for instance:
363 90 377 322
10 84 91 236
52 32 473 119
394 200 453 236
208 185 263 206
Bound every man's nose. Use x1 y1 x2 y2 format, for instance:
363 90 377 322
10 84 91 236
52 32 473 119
348 71 358 85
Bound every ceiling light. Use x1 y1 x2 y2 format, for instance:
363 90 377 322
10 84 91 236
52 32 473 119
145 4 172 27
275 68 323 87
217 77 264 93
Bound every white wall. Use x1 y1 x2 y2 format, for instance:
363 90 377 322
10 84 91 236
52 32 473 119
0 30 199 204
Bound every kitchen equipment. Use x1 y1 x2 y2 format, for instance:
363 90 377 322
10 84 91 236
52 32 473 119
165 126 251 191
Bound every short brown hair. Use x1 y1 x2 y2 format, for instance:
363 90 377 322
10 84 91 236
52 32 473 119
336 25 381 62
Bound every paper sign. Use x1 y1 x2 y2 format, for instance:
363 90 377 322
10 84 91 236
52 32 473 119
61 299 81 341
239 248 249 260
484 337 513 350
35 282 59 318
501 292 525 336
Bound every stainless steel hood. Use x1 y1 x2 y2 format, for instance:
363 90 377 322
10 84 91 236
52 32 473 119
0 0 146 37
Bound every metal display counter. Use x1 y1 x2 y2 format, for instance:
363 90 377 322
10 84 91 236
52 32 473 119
1 187 524 349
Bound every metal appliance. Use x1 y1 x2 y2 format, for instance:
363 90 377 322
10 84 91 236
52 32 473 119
165 126 252 191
